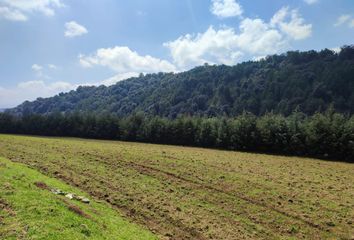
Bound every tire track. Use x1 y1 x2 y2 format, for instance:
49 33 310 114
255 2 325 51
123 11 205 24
124 160 325 232
75 151 326 236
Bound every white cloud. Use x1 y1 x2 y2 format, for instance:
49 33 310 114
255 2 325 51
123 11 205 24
253 56 267 61
48 64 58 69
270 7 312 40
31 64 47 78
210 0 243 18
0 0 63 21
164 22 284 69
0 80 75 108
79 46 178 87
164 27 243 68
31 64 43 72
237 18 286 53
330 47 341 54
79 46 176 73
1 0 64 16
17 80 72 91
334 14 351 27
303 0 319 5
350 19 354 28
0 6 27 21
101 72 140 86
64 21 88 38
164 6 311 69
334 14 354 28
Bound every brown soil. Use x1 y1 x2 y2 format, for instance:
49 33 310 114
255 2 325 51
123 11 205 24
62 199 91 220
34 181 50 190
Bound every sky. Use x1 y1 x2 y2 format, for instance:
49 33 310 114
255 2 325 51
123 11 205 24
0 0 353 108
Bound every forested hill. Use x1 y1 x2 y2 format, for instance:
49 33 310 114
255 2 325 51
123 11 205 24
9 46 354 117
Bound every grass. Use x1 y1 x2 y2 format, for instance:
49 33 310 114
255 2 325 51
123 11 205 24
0 156 157 240
0 134 353 239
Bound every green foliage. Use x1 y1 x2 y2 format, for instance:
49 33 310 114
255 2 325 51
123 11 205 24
0 111 353 162
229 112 258 151
7 46 354 117
257 113 290 153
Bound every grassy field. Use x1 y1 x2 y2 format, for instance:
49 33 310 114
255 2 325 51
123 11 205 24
0 134 353 239
0 157 157 240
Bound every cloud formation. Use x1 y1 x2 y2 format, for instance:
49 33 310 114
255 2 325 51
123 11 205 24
164 6 311 69
0 6 27 21
210 0 243 18
31 63 57 79
79 46 176 73
31 64 43 72
101 72 140 86
270 7 312 40
303 0 319 5
78 5 312 74
48 64 58 69
0 0 63 21
65 21 88 38
31 63 47 78
335 14 354 28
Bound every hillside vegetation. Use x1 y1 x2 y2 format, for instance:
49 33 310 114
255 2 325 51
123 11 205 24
1 110 353 162
8 46 354 117
0 134 353 240
0 157 156 240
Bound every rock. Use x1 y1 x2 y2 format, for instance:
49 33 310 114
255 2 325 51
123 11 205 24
51 189 58 194
81 198 90 204
65 193 74 200
51 189 66 195
74 196 85 201
51 188 89 203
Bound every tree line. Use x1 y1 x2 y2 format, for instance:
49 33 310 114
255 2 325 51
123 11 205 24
0 111 353 162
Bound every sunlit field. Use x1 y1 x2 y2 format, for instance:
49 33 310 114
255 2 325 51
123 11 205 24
0 134 353 239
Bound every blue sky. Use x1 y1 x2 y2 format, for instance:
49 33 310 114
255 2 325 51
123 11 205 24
0 0 353 108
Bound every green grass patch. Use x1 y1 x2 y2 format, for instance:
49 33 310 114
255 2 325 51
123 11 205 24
0 157 157 240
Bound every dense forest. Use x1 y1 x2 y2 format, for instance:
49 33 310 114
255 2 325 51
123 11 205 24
8 46 354 118
0 110 353 162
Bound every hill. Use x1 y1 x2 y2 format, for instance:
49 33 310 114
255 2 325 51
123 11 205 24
8 46 354 117
0 134 353 239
